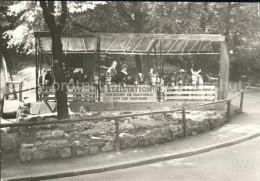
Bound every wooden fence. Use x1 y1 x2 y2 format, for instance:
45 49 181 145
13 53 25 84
39 85 96 102
163 84 218 101
38 84 218 102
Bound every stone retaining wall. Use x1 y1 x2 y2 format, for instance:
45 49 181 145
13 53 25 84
29 101 228 115
12 103 242 161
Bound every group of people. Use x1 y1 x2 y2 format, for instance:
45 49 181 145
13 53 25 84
105 60 209 87
38 61 211 88
105 61 162 86
64 68 98 85
164 68 208 86
39 68 99 87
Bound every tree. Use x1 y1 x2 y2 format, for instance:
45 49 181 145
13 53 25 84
40 1 69 119
115 2 148 73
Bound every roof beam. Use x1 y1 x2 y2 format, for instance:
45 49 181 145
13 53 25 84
167 40 178 54
123 39 131 53
182 40 188 54
210 41 214 53
132 38 143 53
106 38 117 52
197 41 203 53
34 31 225 41
65 38 69 54
41 52 220 55
188 40 199 53
147 39 157 53
83 38 87 52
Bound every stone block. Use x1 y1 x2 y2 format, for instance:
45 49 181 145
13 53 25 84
90 136 102 142
151 114 166 121
48 147 59 158
76 146 89 156
93 141 105 147
169 124 178 134
21 143 34 149
35 141 43 146
89 146 100 154
101 142 114 152
72 141 81 147
56 140 69 148
161 127 169 135
33 150 48 160
44 140 50 145
19 148 34 161
101 135 113 142
80 138 91 146
58 147 71 158
38 145 49 151
191 131 198 136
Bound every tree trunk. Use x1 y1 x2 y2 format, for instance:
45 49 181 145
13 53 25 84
133 2 143 73
200 2 208 33
51 31 69 120
115 2 143 73
40 1 69 120
224 2 232 43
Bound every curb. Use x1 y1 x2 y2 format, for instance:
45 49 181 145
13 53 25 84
4 132 260 181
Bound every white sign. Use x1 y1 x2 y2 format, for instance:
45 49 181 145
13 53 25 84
103 85 157 102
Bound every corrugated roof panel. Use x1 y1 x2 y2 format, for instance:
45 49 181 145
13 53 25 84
39 38 52 52
109 38 129 52
199 41 212 52
66 38 85 52
134 38 155 53
151 39 178 53
188 40 202 53
100 38 115 52
37 35 222 55
125 38 142 52
84 38 97 52
171 39 187 53
183 40 198 53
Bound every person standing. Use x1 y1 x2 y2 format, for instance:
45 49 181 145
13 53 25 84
106 61 117 84
116 64 128 86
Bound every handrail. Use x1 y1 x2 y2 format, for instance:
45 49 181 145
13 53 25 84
187 90 243 110
230 90 243 100
0 90 244 128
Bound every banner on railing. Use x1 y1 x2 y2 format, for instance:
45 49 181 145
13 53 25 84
103 85 157 102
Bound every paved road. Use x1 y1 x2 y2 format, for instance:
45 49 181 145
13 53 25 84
48 92 260 181
50 136 260 181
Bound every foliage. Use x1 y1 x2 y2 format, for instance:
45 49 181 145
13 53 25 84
1 2 260 81
2 1 105 53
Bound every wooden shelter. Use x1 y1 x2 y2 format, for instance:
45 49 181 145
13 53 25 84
34 32 229 101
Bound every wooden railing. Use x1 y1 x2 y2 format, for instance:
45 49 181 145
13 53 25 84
6 81 23 101
0 90 244 151
163 83 218 101
39 85 96 102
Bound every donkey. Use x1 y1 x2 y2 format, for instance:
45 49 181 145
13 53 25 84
191 69 204 86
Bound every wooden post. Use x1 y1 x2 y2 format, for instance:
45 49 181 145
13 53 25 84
158 40 162 102
227 99 231 121
182 109 187 137
115 118 120 151
240 91 244 110
0 94 7 117
35 37 39 102
97 36 101 102
19 82 23 102
219 41 230 100
148 53 150 74
154 41 157 71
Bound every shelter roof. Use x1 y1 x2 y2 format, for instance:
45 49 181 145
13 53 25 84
35 32 225 55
